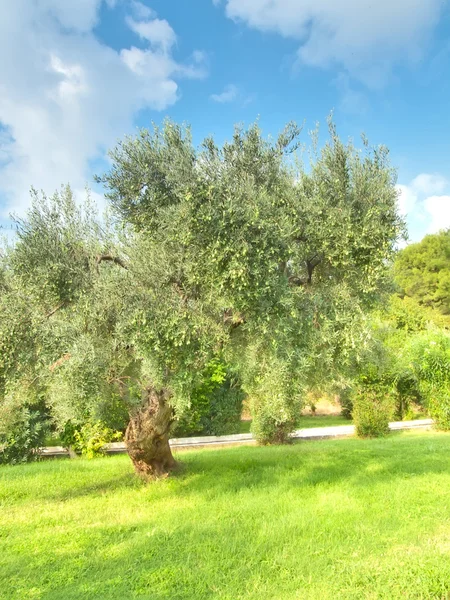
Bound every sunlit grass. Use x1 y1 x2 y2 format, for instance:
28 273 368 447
2 430 450 599
237 414 351 434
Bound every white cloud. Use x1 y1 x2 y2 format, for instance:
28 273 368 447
0 0 207 216
211 84 239 103
130 1 154 20
396 184 419 218
73 187 108 216
216 0 444 86
424 195 450 234
37 0 103 32
396 173 450 241
126 16 177 52
410 173 448 196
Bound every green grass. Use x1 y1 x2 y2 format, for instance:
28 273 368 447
2 430 450 599
238 414 352 434
43 435 63 446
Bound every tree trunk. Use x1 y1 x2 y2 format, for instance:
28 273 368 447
125 386 176 479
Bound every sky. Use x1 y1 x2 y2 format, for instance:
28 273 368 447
0 0 449 242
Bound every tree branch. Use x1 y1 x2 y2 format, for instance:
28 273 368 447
49 353 71 372
223 308 246 330
289 253 323 287
169 278 189 304
96 254 128 270
46 302 66 319
288 275 308 286
306 253 322 284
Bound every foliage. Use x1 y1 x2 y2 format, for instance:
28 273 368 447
386 294 450 332
0 387 49 464
426 387 450 431
356 294 447 423
404 331 450 430
394 372 422 419
352 384 394 438
9 186 101 312
248 355 304 443
364 292 450 427
338 386 354 419
0 118 403 464
203 374 245 436
61 420 123 459
393 229 450 315
172 359 245 437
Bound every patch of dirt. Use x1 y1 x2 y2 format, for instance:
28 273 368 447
302 396 341 416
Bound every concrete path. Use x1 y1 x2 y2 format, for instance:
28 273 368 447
39 418 434 458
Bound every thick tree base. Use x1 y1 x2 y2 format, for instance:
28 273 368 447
125 387 176 479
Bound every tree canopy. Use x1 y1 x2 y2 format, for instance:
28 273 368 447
1 119 403 477
394 229 450 315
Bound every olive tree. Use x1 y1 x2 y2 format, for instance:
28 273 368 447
2 120 402 478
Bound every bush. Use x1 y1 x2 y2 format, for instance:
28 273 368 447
173 359 245 437
338 386 354 419
406 331 450 429
394 372 422 420
249 359 303 444
200 376 245 436
0 407 49 465
0 383 50 465
353 387 394 438
250 406 297 444
60 420 123 458
426 385 450 430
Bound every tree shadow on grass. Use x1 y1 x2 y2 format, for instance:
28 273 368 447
169 431 450 500
3 432 450 599
7 431 447 505
50 473 141 501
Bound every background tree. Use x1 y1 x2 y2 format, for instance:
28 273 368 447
1 119 402 478
339 284 450 435
394 229 450 315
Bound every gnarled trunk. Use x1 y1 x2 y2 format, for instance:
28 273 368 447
125 386 176 479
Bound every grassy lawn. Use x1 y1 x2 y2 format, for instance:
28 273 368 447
1 430 450 600
237 415 352 434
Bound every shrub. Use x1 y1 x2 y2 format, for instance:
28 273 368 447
61 420 123 459
353 386 394 438
250 407 297 444
0 383 50 465
0 406 49 465
338 386 354 419
249 360 303 444
426 385 450 430
200 376 245 436
394 372 422 420
173 359 245 437
405 331 450 429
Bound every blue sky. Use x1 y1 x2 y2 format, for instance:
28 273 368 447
1 0 449 241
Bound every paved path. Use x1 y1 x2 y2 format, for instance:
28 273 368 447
39 418 434 458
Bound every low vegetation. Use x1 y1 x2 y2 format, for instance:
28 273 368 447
2 430 450 600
